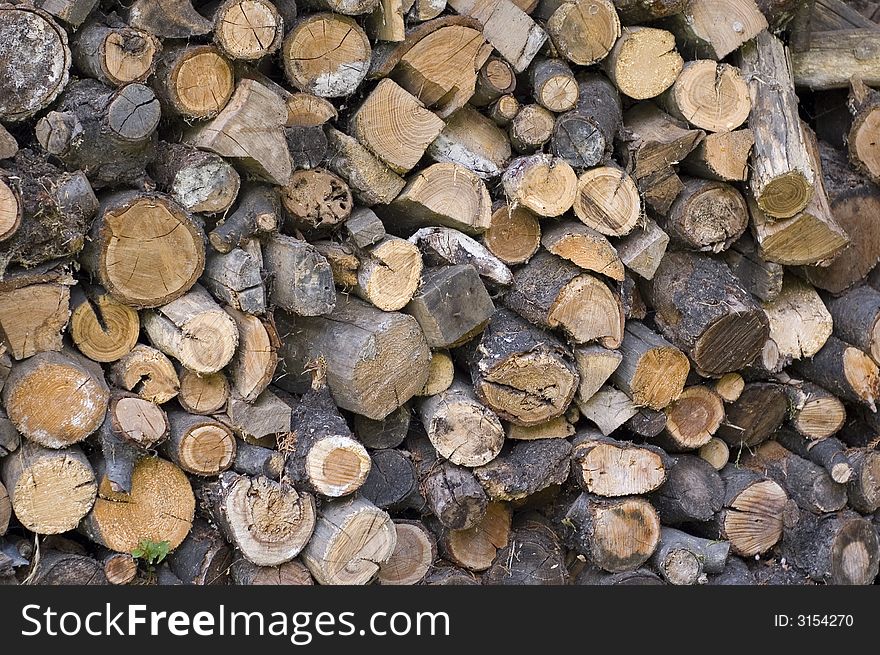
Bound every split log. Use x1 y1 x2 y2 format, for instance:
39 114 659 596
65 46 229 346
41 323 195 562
658 61 751 133
106 393 169 451
762 275 832 365
603 27 682 100
827 285 880 364
202 248 265 317
791 29 880 89
792 335 880 409
368 0 405 41
649 454 724 524
0 268 73 360
682 129 754 182
716 382 789 448
427 105 511 179
651 527 729 585
0 442 96 534
197 472 315 566
28 551 106 585
148 141 239 215
722 235 784 302
485 513 567 584
263 233 335 317
409 226 514 288
505 416 574 440
109 344 179 404
359 448 418 510
774 428 854 484
211 0 283 61
845 448 880 513
418 352 455 397
502 154 577 218
164 411 236 477
34 0 99 27
230 557 313 585
281 169 351 235
224 390 292 444
714 373 746 403
433 501 511 572
0 125 17 160
483 204 541 265
612 322 690 410
377 521 435 585
406 265 493 347
302 496 396 584
785 381 847 440
353 405 410 449
538 0 619 66
286 91 338 127
577 386 639 435
224 309 277 403
349 237 423 312
541 222 624 281
232 440 286 479
503 251 624 347
167 518 233 585
572 166 642 239
645 251 770 376
698 437 730 470
573 345 622 404
488 95 520 126
571 433 668 496
473 439 571 501
846 78 880 184
659 177 748 252
615 218 669 280
470 57 516 107
72 19 160 87
69 285 139 365
656 385 725 452
344 207 386 248
126 0 212 37
662 0 768 60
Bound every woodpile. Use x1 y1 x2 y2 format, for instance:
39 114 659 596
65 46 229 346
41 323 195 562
3 0 880 588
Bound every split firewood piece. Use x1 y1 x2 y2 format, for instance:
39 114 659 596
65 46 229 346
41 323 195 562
302 496 396 585
658 61 751 133
178 370 230 417
426 105 511 179
98 550 139 585
471 57 516 107
649 454 724 524
652 527 729 585
407 429 488 529
418 380 504 467
473 438 570 501
0 125 17 160
447 0 546 72
350 79 445 175
72 18 161 87
143 285 239 375
774 428 853 485
485 513 567 584
367 0 405 41
230 558 314 585
380 163 492 234
551 72 622 168
354 406 410 450
83 191 205 309
281 169 352 235
572 167 641 238
504 251 624 347
541 222 624 281
506 417 574 440
198 472 315 566
3 348 109 448
645 251 769 376
378 521 436 585
405 265 494 348
488 94 521 126
0 6 70 122
612 0 685 23
785 381 847 440
722 234 784 302
537 0 620 66
225 308 278 402
351 237 423 312
743 440 847 514
409 226 514 288
126 0 213 37
615 218 670 280
713 373 746 403
827 284 880 364
432 501 511 572
612 322 689 410
792 335 880 410
164 411 236 477
483 203 540 266
847 78 880 184
34 0 99 27
698 437 730 470
107 393 170 450
571 432 668 496
282 14 371 97
281 297 430 420
359 449 418 510
738 30 815 219
619 104 704 214
603 27 683 100
109 344 179 404
573 346 621 404
83 456 195 553
529 58 578 113
325 127 405 206
418 352 455 397
167 518 233 585
36 80 160 189
286 92 337 127
761 276 832 366
0 481 9 536
148 141 240 215
224 389 292 445
185 79 291 185
559 493 661 573
663 0 767 60
656 385 725 452
233 440 286 479
0 266 73 361
791 29 880 90
211 0 283 61
781 509 880 585
502 154 577 218
716 382 789 448
344 207 385 248
0 442 96 535
285 365 372 497
202 248 266 316
658 177 748 252
263 233 336 317
846 448 880 513
577 385 639 435
209 185 279 255
681 129 754 182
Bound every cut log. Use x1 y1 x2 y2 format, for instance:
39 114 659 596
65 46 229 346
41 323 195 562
578 386 639 435
651 527 729 585
152 45 234 119
263 233 335 317
0 125 17 161
603 27 683 100
230 558 314 585
352 237 423 312
485 513 567 584
663 0 768 60
573 346 621 404
224 308 277 403
792 335 879 409
167 518 233 585
774 428 853 484
27 551 107 585
505 416 574 440
473 438 571 500
649 454 724 524
612 322 690 410
551 73 621 169
359 448 418 509
302 0 378 13
202 248 266 316
35 0 99 27
107 393 169 450
418 379 504 467
659 177 748 252
541 222 624 281
0 481 8 536
164 411 236 477
99 551 138 585
785 381 846 439
762 276 832 367
286 92 337 127
0 270 72 361
713 373 745 403
281 169 351 235
846 78 880 184
658 61 750 133
212 0 283 61
224 389 292 445
791 29 880 89
434 501 511 572
3 348 109 448
282 14 371 97
0 442 95 534
368 0 405 41
177 370 229 417
488 94 521 126
418 351 455 397
615 218 670 281
625 407 667 438
72 19 160 87
233 439 286 479
716 382 789 448
529 58 578 113
722 235 784 302
82 456 195 553
0 6 71 122
354 405 410 449
427 105 511 179
612 0 684 23
470 57 516 107
827 285 880 364
539 0 620 66
197 472 315 566
148 141 240 215
483 203 541 265
502 154 577 218
845 448 880 513
573 166 642 237
409 226 514 289
682 129 754 182
571 433 668 496
326 128 405 206
109 344 179 404
302 496 396 584
126 0 212 37
209 186 279 256
378 521 435 585
698 437 730 470
657 385 725 452
344 207 386 248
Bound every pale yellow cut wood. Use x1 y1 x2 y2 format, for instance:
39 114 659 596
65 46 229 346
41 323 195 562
178 369 230 415
109 344 180 404
213 0 283 61
573 166 641 236
483 203 541 265
659 61 751 133
502 154 577 217
541 221 625 281
70 288 139 363
224 308 278 403
417 350 455 396
762 276 833 362
0 282 70 360
603 26 683 100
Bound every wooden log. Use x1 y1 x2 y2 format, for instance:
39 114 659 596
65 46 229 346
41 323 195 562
488 94 521 126
614 219 669 282
353 405 410 449
571 433 668 496
651 527 729 585
663 0 767 59
716 382 789 448
286 92 338 127
148 141 240 216
485 512 567 584
503 251 624 347
281 169 351 236
426 105 511 179
224 389 292 445
572 346 621 405
28 551 107 585
785 381 847 440
126 0 212 37
505 416 574 440
197 472 315 566
682 129 754 182
98 550 138 585
698 436 730 470
483 203 541 265
302 0 378 13
166 518 233 585
762 275 832 367
541 222 624 281
845 448 880 513
418 379 504 467
603 27 683 100
72 18 160 87
3 348 109 448
612 0 684 23
232 439 286 479
109 344 179 404
106 393 169 452
645 251 770 376
0 480 8 536
176 370 229 417
559 493 661 573
34 0 99 27
1 442 96 535
792 335 880 409
502 154 576 218
83 456 195 553
722 235 784 302
263 233 335 317
0 269 72 361
0 6 71 122
611 322 689 410
845 78 880 185
151 45 233 120
827 285 880 364
810 0 877 30
538 0 619 66
551 73 621 169
577 386 639 435
359 448 418 510
0 125 17 160
473 439 571 500
791 29 880 89
433 501 511 572
575 566 664 585
658 61 751 133
224 308 277 403
350 237 423 312
344 207 386 248
377 521 435 585
418 352 455 397
774 428 853 484
211 0 283 61
163 411 236 477
302 496 396 584
529 57 578 113
282 14 371 97
202 248 265 317
655 385 725 452
470 57 516 107
658 177 748 253
368 0 405 41
409 226 514 288
650 454 724 524
230 557 313 585
210 190 277 257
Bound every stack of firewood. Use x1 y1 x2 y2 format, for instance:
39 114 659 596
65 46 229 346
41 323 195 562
2 0 880 586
